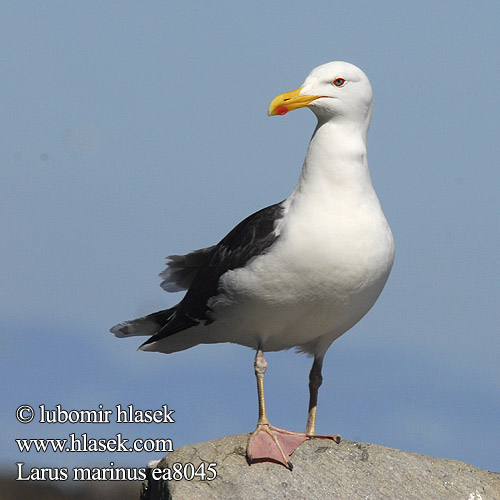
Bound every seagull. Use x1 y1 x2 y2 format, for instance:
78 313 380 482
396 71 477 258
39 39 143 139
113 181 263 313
111 61 395 470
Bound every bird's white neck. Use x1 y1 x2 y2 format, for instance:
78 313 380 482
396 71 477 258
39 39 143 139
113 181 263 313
288 119 374 207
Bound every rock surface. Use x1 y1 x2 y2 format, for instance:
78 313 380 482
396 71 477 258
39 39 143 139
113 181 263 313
140 433 500 500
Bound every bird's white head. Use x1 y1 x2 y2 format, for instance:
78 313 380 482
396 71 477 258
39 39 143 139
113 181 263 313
268 61 373 129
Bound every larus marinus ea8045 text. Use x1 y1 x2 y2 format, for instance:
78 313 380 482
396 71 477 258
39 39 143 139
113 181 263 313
111 61 395 470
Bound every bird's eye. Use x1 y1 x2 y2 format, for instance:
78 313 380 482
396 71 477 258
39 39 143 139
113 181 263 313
333 78 346 87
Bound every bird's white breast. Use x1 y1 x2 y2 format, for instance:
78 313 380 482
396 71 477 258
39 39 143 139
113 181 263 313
209 177 394 355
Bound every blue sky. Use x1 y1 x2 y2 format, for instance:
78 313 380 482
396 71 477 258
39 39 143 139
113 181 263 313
2 0 499 478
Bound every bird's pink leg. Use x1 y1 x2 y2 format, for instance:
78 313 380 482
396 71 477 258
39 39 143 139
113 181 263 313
246 349 309 469
247 351 340 470
304 356 341 442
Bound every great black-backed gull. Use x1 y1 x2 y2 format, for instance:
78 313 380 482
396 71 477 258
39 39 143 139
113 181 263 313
111 61 395 470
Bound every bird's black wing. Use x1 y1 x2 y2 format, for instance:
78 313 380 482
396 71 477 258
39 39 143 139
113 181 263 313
159 246 217 292
140 201 285 346
180 201 285 321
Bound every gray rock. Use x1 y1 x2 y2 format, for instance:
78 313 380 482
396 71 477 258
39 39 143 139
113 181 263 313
140 434 500 500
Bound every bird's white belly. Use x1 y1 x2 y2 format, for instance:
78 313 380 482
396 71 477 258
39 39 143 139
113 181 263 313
208 200 394 355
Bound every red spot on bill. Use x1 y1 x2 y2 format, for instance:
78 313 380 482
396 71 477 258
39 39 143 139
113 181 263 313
275 105 289 115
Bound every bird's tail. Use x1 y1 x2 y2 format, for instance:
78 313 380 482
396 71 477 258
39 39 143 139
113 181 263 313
110 308 175 338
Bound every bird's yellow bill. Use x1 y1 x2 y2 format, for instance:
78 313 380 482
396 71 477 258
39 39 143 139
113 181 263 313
268 88 321 116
